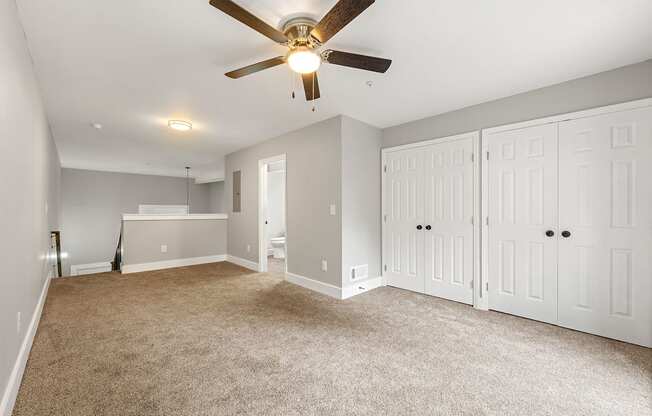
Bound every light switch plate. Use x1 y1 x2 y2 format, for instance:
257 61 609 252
247 244 251 253
329 204 336 216
160 244 168 253
321 259 328 272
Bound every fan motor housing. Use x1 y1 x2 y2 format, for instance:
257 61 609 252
282 17 319 48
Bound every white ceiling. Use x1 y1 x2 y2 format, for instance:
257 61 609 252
17 0 652 178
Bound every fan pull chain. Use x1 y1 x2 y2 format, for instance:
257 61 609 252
311 72 316 112
289 68 295 99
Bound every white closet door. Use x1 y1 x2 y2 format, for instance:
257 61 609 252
423 138 474 304
487 124 558 324
558 106 652 347
383 147 425 293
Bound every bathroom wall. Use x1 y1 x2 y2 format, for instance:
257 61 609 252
266 166 286 248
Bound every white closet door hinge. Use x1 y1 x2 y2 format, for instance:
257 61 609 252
384 264 387 272
471 153 474 162
486 217 489 226
485 282 489 292
486 151 490 160
383 165 387 173
383 214 387 223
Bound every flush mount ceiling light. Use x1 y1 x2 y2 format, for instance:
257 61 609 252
91 122 103 129
287 47 321 74
168 120 192 132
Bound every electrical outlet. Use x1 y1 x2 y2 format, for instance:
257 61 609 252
247 244 251 253
17 312 21 334
321 259 328 272
160 244 168 253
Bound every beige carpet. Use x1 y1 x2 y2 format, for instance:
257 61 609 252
13 262 651 416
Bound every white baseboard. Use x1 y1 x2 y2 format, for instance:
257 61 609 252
341 276 384 300
285 273 384 300
0 274 51 416
70 262 112 276
226 255 259 272
121 254 226 274
285 272 341 299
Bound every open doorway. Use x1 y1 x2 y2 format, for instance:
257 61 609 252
258 154 287 274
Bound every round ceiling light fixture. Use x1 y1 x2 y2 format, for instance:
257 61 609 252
168 120 192 132
287 47 321 74
91 122 103 129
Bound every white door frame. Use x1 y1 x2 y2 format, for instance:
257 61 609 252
480 97 652 315
381 131 482 308
258 154 287 273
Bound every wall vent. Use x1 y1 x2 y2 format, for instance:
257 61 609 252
350 264 369 281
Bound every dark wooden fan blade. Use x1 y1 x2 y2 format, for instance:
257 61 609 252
209 0 288 43
323 50 391 73
310 0 375 44
302 73 320 101
225 56 285 79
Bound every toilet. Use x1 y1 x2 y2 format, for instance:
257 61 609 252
270 236 286 259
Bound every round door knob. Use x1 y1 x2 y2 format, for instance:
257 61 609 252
545 230 555 237
561 230 571 238
425 225 432 230
416 225 423 230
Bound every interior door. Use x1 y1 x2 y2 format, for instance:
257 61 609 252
383 147 425 293
558 106 652 347
423 138 474 304
487 124 558 324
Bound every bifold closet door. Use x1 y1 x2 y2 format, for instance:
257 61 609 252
423 138 474 304
558 106 652 347
383 147 425 293
486 124 559 324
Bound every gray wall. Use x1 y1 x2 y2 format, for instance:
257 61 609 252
207 181 226 213
60 169 212 275
341 116 382 286
225 117 342 286
383 60 652 147
0 0 61 406
122 219 227 265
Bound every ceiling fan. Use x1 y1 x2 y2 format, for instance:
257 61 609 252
209 0 392 101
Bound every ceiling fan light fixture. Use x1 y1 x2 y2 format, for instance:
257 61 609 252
168 120 192 132
287 47 321 74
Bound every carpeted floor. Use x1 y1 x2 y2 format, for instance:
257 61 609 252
13 262 651 416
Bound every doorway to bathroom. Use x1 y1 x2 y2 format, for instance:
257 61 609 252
258 154 287 274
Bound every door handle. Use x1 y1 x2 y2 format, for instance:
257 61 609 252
425 225 432 230
545 230 555 237
416 225 423 230
561 230 571 238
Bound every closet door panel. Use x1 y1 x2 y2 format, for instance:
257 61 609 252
423 138 474 304
558 106 652 347
383 148 425 293
486 124 558 324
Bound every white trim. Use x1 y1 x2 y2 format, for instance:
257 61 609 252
122 214 228 221
226 255 259 272
0 274 51 416
479 131 490 311
121 254 226 274
482 97 652 135
194 176 225 184
258 154 287 273
381 130 480 153
341 277 384 300
285 272 341 299
381 131 482 308
472 133 487 310
70 262 112 276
